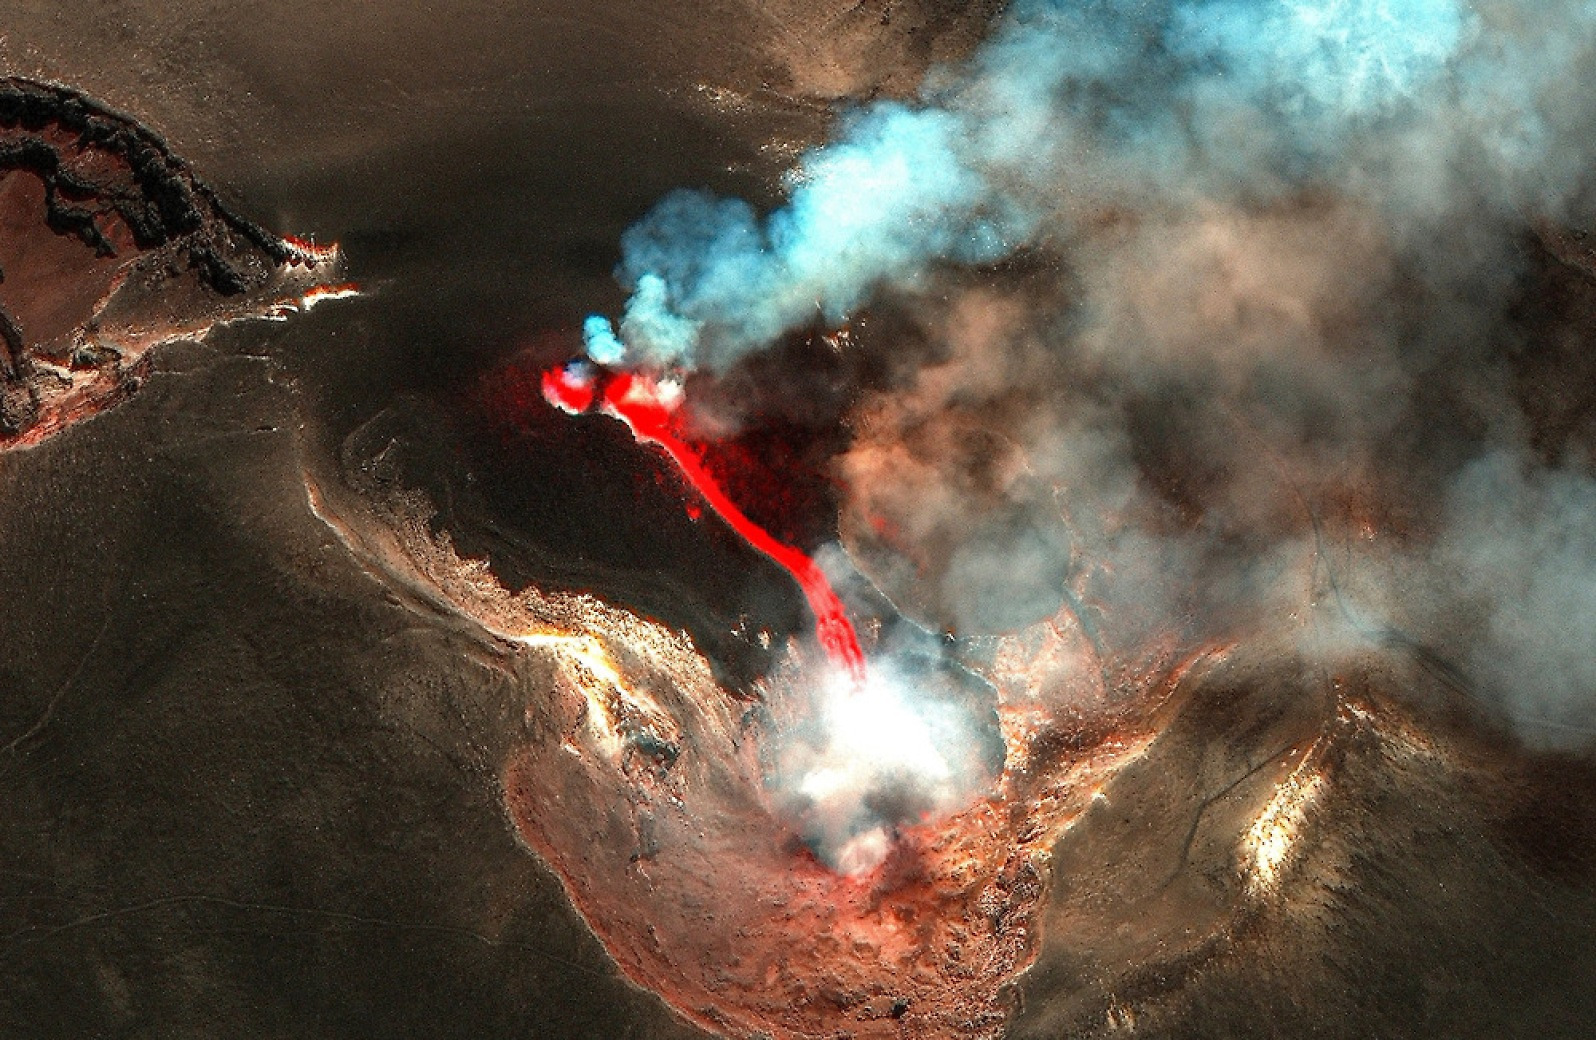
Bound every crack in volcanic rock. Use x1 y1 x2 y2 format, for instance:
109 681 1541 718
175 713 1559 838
0 77 348 450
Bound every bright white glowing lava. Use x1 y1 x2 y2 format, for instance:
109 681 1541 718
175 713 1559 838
808 668 954 789
793 666 961 874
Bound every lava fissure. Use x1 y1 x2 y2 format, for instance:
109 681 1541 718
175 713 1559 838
542 365 866 683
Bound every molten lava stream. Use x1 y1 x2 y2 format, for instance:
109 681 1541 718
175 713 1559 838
542 365 866 684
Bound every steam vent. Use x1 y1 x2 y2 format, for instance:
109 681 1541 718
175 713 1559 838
2 4 1595 1040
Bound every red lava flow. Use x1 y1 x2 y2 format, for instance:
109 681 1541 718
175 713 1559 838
323 357 1192 1039
542 364 867 684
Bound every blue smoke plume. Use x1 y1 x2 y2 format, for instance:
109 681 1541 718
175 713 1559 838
1169 0 1469 119
586 0 1595 370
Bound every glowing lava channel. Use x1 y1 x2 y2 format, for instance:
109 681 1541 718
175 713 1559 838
542 364 867 684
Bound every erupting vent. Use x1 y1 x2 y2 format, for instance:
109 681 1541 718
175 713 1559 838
542 362 867 684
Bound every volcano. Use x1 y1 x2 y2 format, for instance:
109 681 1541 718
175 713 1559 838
4 5 1596 1040
541 362 867 682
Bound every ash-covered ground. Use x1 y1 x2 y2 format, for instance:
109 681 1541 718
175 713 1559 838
2 3 1595 1039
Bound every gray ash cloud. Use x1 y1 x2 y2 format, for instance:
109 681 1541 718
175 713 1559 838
581 0 1596 760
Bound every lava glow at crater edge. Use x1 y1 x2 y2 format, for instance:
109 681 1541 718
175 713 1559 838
465 0 1596 1033
543 361 971 875
543 362 867 684
796 667 967 876
317 442 1185 1040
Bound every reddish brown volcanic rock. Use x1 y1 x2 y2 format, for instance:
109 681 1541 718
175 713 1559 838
304 464 1189 1040
0 77 342 449
500 644 1190 1040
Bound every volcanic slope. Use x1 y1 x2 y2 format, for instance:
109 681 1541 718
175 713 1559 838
0 77 343 449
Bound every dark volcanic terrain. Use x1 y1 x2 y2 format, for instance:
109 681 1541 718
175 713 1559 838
2 4 1595 1040
0 77 342 449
